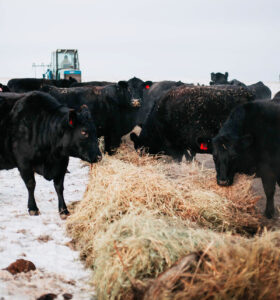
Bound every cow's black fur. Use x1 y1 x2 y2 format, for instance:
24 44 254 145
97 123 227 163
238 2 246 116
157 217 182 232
131 85 255 161
212 101 280 218
7 78 77 93
0 91 101 216
247 81 271 100
136 80 187 126
70 80 114 87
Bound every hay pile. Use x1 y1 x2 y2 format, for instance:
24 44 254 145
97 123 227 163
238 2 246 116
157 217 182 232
66 145 268 299
92 212 236 300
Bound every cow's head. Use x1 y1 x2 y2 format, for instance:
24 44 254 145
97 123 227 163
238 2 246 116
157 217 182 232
63 105 102 163
118 77 153 108
212 134 252 186
210 72 229 85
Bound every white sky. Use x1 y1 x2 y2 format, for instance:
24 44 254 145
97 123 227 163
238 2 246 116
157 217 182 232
0 0 279 83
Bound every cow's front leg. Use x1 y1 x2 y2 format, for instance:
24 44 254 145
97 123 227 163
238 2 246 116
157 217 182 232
54 175 69 218
19 168 39 216
261 173 276 219
184 149 196 162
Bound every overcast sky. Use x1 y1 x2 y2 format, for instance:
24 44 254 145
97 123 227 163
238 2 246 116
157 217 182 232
0 0 279 83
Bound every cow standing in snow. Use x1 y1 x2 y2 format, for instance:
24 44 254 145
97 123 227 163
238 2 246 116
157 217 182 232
0 91 101 217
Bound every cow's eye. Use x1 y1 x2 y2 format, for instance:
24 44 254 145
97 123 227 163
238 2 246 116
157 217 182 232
81 130 89 138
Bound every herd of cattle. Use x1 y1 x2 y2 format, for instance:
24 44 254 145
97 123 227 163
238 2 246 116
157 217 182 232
0 72 280 219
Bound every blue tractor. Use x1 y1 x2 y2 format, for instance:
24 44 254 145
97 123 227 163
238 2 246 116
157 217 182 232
45 49 82 82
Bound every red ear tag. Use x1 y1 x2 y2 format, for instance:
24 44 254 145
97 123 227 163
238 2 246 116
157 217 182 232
145 85 150 89
69 119 73 126
200 143 208 151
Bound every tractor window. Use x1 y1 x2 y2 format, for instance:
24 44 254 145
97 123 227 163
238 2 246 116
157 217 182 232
58 52 75 69
74 52 79 69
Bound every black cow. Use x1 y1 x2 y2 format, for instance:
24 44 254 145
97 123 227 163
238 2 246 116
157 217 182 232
210 72 245 87
0 83 10 92
0 91 101 216
70 80 114 87
210 72 229 85
210 72 271 100
7 78 77 93
212 101 280 218
130 85 255 161
136 80 187 126
246 81 271 100
41 81 143 154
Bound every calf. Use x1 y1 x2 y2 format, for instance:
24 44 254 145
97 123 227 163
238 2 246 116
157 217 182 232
212 101 280 218
0 91 101 216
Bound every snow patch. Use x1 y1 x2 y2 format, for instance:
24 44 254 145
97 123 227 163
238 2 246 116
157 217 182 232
0 158 95 299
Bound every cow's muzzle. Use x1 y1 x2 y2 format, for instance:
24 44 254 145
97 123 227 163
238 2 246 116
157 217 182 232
217 179 231 186
131 98 141 107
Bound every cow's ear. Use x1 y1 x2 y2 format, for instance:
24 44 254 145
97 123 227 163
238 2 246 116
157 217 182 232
118 81 128 88
68 109 77 128
196 137 212 152
238 134 253 150
143 81 153 90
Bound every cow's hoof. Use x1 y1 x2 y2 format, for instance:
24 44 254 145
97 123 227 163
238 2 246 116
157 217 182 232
59 209 70 220
29 210 40 216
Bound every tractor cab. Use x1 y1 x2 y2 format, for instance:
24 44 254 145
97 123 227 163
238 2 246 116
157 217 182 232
46 49 81 82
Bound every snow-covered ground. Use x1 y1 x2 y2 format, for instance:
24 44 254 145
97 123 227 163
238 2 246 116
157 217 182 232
0 158 95 300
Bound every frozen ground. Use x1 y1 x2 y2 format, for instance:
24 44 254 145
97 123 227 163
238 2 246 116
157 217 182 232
0 158 95 300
